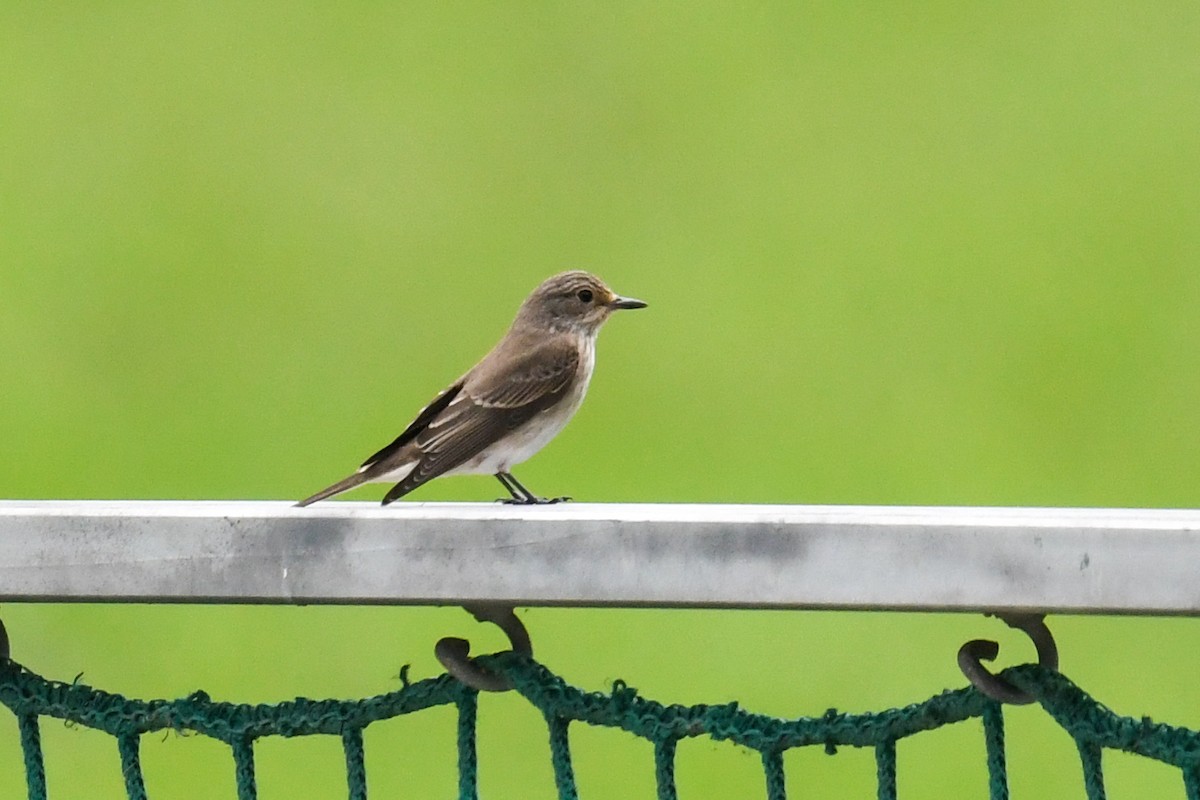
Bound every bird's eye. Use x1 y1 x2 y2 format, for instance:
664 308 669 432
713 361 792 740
577 289 593 303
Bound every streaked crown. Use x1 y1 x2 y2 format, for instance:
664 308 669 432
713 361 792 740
514 271 646 334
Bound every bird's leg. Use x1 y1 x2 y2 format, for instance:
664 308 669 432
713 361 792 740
494 472 529 503
494 472 570 505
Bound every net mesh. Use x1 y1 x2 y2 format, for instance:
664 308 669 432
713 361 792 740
3 651 1199 800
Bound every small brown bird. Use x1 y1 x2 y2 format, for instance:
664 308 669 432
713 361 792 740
297 271 646 506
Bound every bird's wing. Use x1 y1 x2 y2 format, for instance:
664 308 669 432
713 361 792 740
464 330 582 408
359 380 465 471
380 335 580 503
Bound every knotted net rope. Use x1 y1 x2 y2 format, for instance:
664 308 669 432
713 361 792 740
2 652 1199 800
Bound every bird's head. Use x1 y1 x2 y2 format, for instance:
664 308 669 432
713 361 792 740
517 271 647 334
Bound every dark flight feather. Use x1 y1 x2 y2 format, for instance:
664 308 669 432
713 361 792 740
359 380 465 470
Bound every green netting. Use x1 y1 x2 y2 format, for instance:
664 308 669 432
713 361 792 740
3 651 1200 800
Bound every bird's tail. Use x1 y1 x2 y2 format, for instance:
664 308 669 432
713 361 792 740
295 472 371 507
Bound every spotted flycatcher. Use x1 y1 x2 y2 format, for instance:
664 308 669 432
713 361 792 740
297 271 646 506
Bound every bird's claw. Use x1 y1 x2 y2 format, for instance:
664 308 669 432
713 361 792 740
496 496 571 503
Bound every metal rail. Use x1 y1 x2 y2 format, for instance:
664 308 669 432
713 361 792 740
0 500 1197 614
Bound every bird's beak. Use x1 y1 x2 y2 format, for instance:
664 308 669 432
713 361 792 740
609 295 648 310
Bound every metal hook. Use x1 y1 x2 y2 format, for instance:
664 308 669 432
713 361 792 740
435 604 532 692
958 612 1059 704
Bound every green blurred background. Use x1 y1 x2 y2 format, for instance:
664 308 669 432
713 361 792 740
2 3 1199 798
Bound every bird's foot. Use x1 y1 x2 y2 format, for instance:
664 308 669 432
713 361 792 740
497 495 572 505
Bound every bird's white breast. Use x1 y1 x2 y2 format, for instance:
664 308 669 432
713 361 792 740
450 336 596 476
